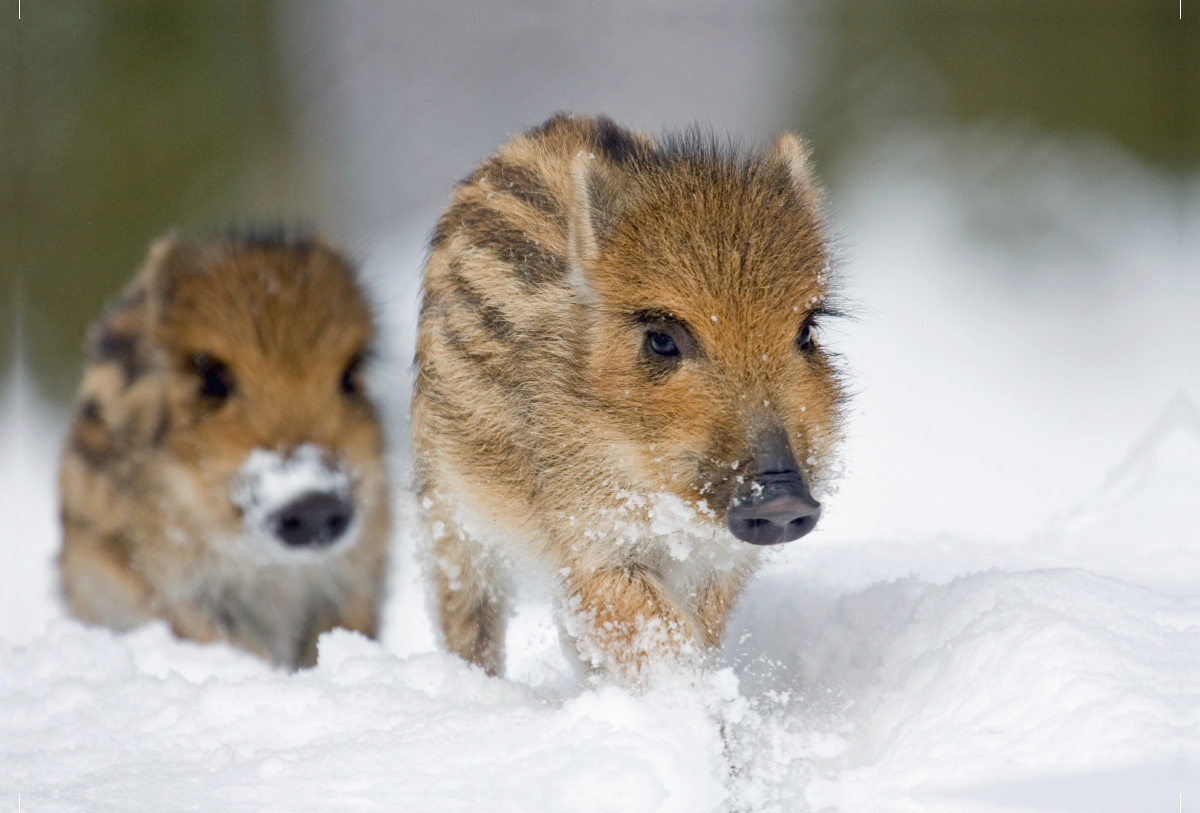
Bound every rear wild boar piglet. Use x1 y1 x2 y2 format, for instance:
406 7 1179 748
59 232 391 669
414 113 844 686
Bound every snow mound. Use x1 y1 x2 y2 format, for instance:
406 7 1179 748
3 624 731 812
725 569 1200 811
5 380 1200 811
1034 392 1200 594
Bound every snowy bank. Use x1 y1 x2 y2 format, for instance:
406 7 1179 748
4 390 1199 812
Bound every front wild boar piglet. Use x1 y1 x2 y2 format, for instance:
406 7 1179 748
59 233 391 669
414 113 844 686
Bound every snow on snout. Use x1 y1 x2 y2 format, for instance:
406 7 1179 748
232 444 356 558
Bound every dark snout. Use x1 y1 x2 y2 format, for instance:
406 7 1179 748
726 473 821 545
725 423 821 545
270 492 354 548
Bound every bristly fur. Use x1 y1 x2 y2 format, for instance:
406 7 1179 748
215 223 318 254
59 232 392 669
414 112 846 687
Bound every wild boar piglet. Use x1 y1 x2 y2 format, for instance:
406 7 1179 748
414 113 846 686
59 232 391 669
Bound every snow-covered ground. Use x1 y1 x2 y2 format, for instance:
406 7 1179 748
3 129 1198 812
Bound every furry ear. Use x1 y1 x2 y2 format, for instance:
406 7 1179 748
136 232 201 321
566 153 600 292
769 132 821 207
81 234 191 374
566 154 646 302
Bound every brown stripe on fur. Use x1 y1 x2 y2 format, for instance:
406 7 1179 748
527 111 575 140
430 198 484 251
482 162 564 223
435 318 524 397
414 369 532 477
592 115 651 165
428 218 454 253
443 261 516 346
89 330 145 385
438 203 567 288
69 400 116 469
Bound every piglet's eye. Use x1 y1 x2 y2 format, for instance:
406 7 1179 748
341 354 363 398
191 353 235 401
797 324 815 353
646 332 680 357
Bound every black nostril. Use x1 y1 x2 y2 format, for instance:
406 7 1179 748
270 492 355 548
726 474 821 546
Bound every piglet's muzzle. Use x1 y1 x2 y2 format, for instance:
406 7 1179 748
726 473 821 546
270 491 354 548
233 444 358 553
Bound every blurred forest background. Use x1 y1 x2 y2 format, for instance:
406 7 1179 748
3 0 1195 398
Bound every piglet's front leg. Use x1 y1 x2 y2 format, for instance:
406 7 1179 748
564 564 707 688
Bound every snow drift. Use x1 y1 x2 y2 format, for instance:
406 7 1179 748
4 391 1197 812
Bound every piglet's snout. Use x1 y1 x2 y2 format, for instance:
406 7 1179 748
270 492 354 548
726 473 821 545
725 424 821 546
233 443 357 553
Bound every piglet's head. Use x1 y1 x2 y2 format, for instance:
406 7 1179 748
567 130 845 545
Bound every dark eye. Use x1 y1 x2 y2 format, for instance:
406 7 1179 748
341 354 363 398
646 331 680 357
191 353 234 401
798 323 815 353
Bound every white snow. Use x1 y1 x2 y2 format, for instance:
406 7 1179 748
3 130 1198 811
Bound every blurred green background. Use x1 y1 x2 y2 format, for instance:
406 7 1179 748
804 0 1198 172
2 1 305 397
2 0 1196 400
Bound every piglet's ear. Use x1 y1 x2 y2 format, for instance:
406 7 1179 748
768 132 821 208
138 232 201 318
566 153 601 286
566 155 642 302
